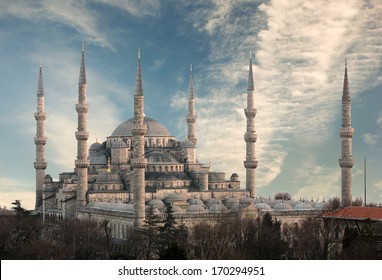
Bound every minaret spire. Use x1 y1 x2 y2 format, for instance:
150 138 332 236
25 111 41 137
75 42 90 209
339 59 354 207
131 48 147 228
34 64 48 209
186 64 197 145
244 54 258 198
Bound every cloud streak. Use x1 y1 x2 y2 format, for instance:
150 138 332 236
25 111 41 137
174 0 382 195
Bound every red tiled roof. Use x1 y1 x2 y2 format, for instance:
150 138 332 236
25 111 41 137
321 206 382 221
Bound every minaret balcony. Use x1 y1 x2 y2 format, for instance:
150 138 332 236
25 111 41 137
34 136 47 145
244 108 257 118
244 160 258 169
340 127 354 138
244 132 257 142
34 112 46 121
132 124 147 135
75 159 90 168
186 116 197 123
34 161 47 170
339 158 354 168
76 103 89 113
75 131 89 141
131 158 148 168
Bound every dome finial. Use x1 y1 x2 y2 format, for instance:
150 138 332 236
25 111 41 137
138 48 141 59
345 58 347 68
107 157 111 172
82 40 85 52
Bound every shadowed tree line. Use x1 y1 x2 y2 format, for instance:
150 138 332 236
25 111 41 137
1 201 381 259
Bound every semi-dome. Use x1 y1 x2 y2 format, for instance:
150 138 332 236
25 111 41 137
95 171 123 184
111 117 172 137
146 150 179 163
89 151 108 165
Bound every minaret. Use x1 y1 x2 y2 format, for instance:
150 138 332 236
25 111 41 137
131 48 147 228
186 64 197 145
75 42 90 208
339 59 354 207
34 64 47 209
244 54 258 198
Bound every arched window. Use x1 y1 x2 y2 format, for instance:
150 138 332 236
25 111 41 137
165 166 168 172
170 166 174 172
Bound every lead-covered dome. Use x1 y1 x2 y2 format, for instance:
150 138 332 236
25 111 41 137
111 117 172 137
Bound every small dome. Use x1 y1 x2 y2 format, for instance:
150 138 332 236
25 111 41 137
148 199 165 209
240 196 254 207
90 141 103 151
294 202 313 211
180 140 195 148
273 202 293 211
165 192 186 203
314 201 328 210
95 172 123 184
224 197 240 209
145 205 162 215
208 203 228 213
254 202 272 211
112 139 127 148
43 174 53 182
188 198 205 206
205 197 221 207
294 202 314 210
187 204 207 213
170 204 184 213
230 173 239 181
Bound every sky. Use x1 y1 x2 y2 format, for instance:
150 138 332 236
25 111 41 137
0 0 382 210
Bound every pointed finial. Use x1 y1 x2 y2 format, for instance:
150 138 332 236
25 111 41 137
345 58 347 68
249 50 252 59
82 41 85 52
138 48 141 59
190 64 192 72
107 158 111 172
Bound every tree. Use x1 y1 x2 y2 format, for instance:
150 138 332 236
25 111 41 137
352 197 363 206
274 192 291 200
326 197 341 211
11 200 30 216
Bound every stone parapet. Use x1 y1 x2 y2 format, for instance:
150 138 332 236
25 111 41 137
34 136 47 145
339 158 354 168
131 158 147 168
244 160 258 169
34 112 46 121
34 161 47 170
244 131 257 142
244 108 257 118
75 103 89 113
186 116 197 123
75 131 89 141
340 127 354 138
75 159 90 168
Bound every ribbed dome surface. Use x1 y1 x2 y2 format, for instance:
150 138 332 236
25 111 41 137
146 150 179 163
112 139 127 148
111 117 171 137
274 202 293 211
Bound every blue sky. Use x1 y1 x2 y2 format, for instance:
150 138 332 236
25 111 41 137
1 0 382 210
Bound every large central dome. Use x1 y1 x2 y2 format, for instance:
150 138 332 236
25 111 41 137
111 117 172 137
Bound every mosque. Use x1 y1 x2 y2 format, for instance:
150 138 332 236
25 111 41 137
34 44 353 236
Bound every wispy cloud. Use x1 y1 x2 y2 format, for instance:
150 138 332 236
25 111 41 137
174 0 382 193
95 0 160 17
363 133 379 146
